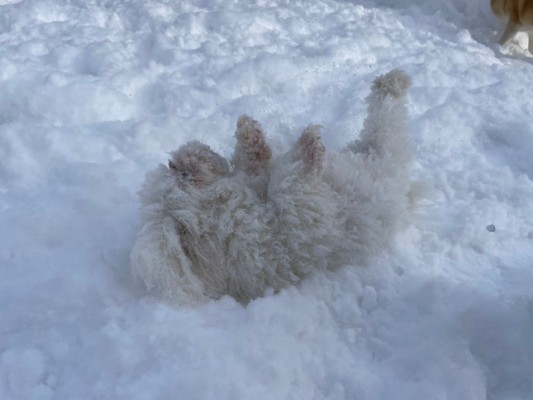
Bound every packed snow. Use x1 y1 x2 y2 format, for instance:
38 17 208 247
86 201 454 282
1 0 532 399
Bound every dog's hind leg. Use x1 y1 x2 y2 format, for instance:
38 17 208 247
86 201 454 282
327 70 417 259
348 69 412 168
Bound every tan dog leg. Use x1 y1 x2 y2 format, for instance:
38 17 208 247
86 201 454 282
498 20 519 46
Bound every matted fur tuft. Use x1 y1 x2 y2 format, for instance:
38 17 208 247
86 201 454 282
130 69 421 305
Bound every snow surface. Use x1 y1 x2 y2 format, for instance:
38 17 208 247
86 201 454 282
1 0 533 399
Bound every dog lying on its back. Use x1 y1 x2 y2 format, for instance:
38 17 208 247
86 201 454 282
130 69 420 305
491 0 533 52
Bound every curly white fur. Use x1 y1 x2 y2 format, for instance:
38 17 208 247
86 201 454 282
130 69 420 305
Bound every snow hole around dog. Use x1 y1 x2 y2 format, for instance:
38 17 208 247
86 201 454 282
1 0 533 399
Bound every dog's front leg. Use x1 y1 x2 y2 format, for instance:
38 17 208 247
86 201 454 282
232 115 272 176
232 115 273 199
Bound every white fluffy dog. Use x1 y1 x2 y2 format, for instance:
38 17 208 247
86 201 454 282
130 69 419 305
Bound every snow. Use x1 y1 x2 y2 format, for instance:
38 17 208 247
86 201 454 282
1 0 532 399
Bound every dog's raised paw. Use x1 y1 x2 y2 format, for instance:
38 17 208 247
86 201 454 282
235 115 267 149
169 141 230 188
371 69 411 100
233 115 272 175
295 125 326 174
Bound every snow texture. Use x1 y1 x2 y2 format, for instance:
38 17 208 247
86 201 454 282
1 0 533 399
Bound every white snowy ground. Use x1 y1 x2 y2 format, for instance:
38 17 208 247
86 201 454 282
1 0 533 399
